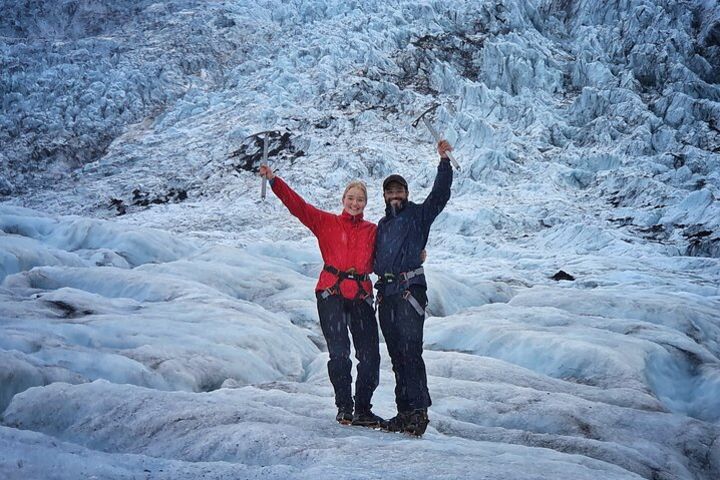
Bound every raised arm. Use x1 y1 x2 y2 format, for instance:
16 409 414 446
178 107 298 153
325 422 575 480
260 165 329 233
420 140 454 227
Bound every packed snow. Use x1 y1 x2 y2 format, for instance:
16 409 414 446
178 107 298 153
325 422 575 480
1 0 720 479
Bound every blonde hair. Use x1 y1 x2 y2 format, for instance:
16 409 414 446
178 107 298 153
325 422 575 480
343 180 368 201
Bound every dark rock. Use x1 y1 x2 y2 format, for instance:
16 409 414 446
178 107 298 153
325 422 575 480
130 188 188 208
214 15 235 28
608 192 622 207
0 176 13 197
671 153 686 169
227 130 302 175
551 270 575 281
314 116 335 129
46 300 93 318
684 225 719 257
174 189 188 201
109 198 126 216
608 216 633 226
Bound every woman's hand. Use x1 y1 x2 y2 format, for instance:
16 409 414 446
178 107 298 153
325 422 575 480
259 165 275 180
437 140 453 159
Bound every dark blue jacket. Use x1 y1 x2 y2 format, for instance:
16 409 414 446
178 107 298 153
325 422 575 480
374 159 453 296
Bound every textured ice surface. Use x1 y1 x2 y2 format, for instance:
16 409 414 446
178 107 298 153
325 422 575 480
1 0 720 479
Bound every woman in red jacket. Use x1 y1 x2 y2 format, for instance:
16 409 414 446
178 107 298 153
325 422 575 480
259 165 383 427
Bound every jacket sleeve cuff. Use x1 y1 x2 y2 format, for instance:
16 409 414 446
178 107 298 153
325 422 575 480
438 158 452 170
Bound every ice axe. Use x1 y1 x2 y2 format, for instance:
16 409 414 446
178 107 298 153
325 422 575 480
245 130 282 200
412 104 461 171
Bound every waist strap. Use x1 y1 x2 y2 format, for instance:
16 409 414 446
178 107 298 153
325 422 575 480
323 265 371 282
322 264 372 302
380 267 424 285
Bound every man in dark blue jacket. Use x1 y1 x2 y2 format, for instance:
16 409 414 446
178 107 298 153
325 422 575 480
375 140 454 436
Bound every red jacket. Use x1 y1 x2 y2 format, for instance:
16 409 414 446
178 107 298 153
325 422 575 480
271 177 376 300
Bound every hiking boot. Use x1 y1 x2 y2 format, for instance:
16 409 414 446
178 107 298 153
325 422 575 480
405 408 429 437
379 411 410 433
336 407 354 425
351 409 384 428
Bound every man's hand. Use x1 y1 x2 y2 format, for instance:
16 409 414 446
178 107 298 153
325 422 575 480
259 165 275 180
420 249 427 263
437 140 453 159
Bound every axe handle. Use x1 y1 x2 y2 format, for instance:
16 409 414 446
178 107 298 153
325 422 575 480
422 117 461 171
261 135 268 199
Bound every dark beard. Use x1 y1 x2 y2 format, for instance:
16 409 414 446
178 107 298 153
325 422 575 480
385 198 407 216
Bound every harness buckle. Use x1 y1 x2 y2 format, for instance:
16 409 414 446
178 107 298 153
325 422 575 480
400 267 424 282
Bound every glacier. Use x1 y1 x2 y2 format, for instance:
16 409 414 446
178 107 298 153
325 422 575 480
1 0 720 479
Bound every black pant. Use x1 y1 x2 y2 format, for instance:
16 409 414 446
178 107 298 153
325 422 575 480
316 292 380 412
378 285 431 412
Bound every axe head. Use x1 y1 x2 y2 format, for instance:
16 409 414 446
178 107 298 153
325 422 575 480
244 129 284 141
411 103 440 128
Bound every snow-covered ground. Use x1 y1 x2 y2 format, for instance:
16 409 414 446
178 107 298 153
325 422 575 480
1 0 720 478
